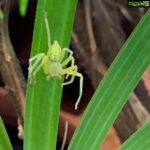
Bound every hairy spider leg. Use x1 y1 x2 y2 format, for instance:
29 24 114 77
60 48 73 63
62 53 75 67
62 65 77 86
28 53 45 73
62 66 83 109
31 55 48 77
61 48 75 80
62 54 75 83
63 48 73 56
28 53 46 84
74 72 83 110
45 12 51 48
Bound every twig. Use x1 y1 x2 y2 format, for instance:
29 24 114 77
83 0 97 53
0 0 26 138
61 121 69 150
72 32 107 76
129 93 150 125
72 32 87 57
104 0 132 22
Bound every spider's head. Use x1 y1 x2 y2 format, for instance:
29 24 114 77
48 40 61 62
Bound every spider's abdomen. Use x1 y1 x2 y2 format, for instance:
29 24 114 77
43 61 62 76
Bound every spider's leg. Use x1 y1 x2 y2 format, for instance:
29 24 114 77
62 66 83 110
63 48 73 55
28 53 45 74
62 54 75 79
45 12 51 48
29 53 45 70
28 53 45 84
61 49 75 79
31 55 47 77
62 66 77 86
74 72 83 110
62 55 75 67
60 48 73 62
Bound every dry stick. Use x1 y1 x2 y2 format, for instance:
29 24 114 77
83 0 97 54
72 32 87 58
72 32 107 76
0 0 26 138
104 0 133 22
128 93 150 125
83 0 108 84
61 121 69 150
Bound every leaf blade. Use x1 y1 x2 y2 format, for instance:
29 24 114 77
19 0 29 16
0 117 13 150
24 0 77 150
119 122 150 150
68 10 150 150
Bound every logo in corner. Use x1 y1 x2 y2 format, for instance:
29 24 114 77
128 0 150 7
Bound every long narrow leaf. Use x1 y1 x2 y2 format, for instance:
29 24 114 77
119 122 150 150
24 0 77 150
68 10 150 150
19 0 29 16
0 117 13 150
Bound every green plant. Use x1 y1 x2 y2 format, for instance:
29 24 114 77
28 16 83 110
0 0 150 150
19 0 29 16
24 0 78 150
0 117 13 150
68 8 150 150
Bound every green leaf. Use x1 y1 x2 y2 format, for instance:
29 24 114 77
0 9 4 19
68 10 150 150
24 0 77 150
19 0 29 16
0 117 13 150
119 122 150 150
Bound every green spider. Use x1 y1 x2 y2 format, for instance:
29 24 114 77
28 13 83 110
